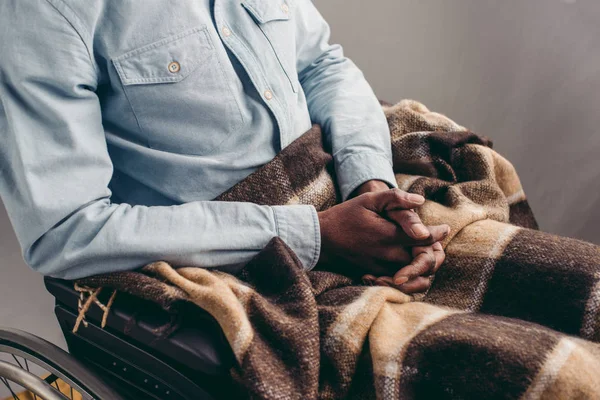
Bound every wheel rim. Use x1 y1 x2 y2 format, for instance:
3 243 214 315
0 360 67 400
0 345 95 400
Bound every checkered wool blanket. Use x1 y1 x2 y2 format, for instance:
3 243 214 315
77 100 600 399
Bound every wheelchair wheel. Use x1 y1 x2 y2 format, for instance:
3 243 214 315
0 327 122 400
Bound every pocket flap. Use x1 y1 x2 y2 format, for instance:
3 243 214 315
112 27 213 86
242 0 291 24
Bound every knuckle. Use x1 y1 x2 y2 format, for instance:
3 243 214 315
363 191 377 202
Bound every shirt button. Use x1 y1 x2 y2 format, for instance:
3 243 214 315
264 90 273 100
222 27 232 37
281 3 289 14
168 61 180 73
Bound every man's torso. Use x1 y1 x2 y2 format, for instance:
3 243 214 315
54 0 312 204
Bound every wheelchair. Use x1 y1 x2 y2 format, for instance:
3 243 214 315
0 277 242 399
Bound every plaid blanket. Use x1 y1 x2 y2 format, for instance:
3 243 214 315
77 100 600 399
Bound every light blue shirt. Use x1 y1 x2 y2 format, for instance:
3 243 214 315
0 0 397 279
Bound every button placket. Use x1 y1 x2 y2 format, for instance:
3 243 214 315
214 1 289 149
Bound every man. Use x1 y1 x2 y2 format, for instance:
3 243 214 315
0 0 448 293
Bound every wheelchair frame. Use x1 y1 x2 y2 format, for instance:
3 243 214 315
46 278 243 400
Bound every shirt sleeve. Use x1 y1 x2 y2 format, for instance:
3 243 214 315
294 0 398 200
0 0 320 280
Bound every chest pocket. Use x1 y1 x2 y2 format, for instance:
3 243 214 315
112 26 244 156
242 0 298 93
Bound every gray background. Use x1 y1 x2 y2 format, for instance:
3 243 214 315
1 0 599 348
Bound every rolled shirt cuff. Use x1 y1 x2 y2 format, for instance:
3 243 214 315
270 204 321 271
335 152 398 201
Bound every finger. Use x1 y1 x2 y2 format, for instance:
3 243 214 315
413 245 437 275
373 276 432 294
425 224 451 245
374 277 393 287
431 242 446 273
388 224 450 246
396 276 432 294
412 245 437 273
368 188 425 213
373 276 395 287
387 209 430 240
393 248 436 284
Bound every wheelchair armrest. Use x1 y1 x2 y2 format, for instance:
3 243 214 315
44 277 235 376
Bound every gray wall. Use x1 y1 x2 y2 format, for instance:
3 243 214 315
0 204 66 346
1 0 599 346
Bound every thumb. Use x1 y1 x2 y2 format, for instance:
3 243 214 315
368 188 425 212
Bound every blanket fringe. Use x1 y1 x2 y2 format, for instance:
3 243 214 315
73 284 117 333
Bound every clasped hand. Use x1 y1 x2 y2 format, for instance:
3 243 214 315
316 181 449 294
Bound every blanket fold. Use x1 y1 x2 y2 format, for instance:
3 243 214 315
77 100 600 399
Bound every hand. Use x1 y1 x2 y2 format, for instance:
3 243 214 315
351 180 448 294
362 241 446 294
317 188 449 279
351 180 433 239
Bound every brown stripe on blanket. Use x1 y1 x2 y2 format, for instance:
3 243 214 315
480 228 600 339
398 313 560 400
509 200 540 229
425 220 521 311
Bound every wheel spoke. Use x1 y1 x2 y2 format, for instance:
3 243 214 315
0 328 118 400
0 376 21 400
10 354 24 370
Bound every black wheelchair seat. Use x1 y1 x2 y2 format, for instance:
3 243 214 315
44 277 240 399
